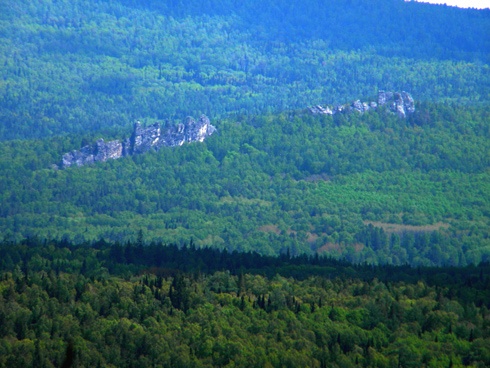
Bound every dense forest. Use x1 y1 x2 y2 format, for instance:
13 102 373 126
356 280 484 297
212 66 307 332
1 0 490 366
0 238 489 367
0 0 489 139
1 101 489 266
0 0 488 263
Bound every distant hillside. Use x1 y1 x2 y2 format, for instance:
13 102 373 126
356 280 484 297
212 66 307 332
126 0 490 59
0 0 489 140
0 0 489 266
0 101 488 266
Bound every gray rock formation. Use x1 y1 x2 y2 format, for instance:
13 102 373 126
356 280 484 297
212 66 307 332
309 105 333 115
378 91 415 118
95 139 123 162
309 91 414 118
61 115 215 168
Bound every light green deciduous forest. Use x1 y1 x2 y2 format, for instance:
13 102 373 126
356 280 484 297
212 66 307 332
1 103 489 266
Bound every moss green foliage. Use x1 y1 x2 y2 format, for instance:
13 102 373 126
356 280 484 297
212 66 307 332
1 102 489 265
0 0 489 265
0 239 489 368
1 0 489 265
0 0 489 139
1 2 489 366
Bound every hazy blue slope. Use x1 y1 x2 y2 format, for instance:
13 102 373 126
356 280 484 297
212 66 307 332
0 0 489 140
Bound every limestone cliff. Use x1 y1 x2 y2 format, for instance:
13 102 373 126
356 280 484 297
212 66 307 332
61 115 215 168
309 90 415 118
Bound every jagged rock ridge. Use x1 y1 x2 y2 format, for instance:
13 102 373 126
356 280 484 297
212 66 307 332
309 91 415 118
61 115 215 168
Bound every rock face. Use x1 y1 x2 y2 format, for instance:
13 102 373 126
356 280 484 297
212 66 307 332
309 91 414 118
61 115 215 168
377 91 415 118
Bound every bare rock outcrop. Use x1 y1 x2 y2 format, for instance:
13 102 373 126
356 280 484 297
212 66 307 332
309 91 414 118
61 115 215 168
377 91 415 118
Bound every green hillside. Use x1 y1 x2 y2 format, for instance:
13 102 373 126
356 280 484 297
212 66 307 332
1 1 490 366
1 102 489 266
0 0 489 263
0 0 489 139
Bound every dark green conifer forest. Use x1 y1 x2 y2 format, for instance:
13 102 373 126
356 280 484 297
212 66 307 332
0 238 489 367
0 0 489 366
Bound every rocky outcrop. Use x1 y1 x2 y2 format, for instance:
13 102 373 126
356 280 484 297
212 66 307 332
377 91 415 118
61 115 215 168
309 91 414 118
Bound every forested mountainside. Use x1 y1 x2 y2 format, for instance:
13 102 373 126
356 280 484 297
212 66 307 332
1 1 490 366
1 101 489 266
0 238 489 368
0 1 489 263
0 0 489 140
